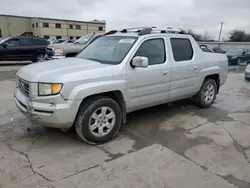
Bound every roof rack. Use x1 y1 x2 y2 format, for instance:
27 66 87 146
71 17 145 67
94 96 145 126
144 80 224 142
104 26 186 36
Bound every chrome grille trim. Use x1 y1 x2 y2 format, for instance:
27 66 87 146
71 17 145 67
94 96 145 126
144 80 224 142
18 78 30 97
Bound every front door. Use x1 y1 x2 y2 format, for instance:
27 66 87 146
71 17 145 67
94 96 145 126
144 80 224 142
126 37 170 112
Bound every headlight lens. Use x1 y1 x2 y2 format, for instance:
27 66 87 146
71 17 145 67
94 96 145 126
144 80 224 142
231 56 237 59
54 48 64 56
38 83 63 96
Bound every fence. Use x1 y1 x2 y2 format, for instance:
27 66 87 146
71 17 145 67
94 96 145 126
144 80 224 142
197 42 250 51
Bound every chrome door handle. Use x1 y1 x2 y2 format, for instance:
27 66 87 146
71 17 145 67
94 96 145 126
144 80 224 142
162 71 168 75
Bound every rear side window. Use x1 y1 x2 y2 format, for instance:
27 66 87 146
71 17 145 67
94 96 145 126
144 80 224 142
170 38 193 62
135 38 165 65
20 38 33 46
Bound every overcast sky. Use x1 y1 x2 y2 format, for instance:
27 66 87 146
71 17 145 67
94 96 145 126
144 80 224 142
1 0 250 39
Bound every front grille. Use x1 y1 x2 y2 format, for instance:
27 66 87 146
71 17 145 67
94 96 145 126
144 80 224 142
18 78 30 97
46 48 54 57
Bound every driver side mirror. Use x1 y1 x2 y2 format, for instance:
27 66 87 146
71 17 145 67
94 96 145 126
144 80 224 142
131 56 148 68
2 43 7 48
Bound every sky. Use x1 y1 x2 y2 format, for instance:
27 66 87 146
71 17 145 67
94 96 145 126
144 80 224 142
0 0 250 40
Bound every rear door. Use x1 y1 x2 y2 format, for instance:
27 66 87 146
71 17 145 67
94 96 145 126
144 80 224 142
19 38 37 60
1 38 20 60
168 37 199 100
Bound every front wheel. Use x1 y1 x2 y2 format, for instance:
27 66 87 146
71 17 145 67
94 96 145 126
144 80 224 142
74 97 122 144
32 53 45 62
194 79 217 108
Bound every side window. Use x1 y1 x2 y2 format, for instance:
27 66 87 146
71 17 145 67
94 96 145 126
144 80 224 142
5 39 19 47
135 38 165 65
170 38 193 62
20 38 33 46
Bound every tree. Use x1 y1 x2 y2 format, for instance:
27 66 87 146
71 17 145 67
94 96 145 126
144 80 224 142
228 30 250 42
186 29 202 41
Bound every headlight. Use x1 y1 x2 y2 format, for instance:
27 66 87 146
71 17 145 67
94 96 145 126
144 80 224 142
231 56 237 59
38 83 63 96
54 48 64 56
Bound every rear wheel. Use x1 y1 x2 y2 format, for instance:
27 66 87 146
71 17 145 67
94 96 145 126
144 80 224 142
194 79 217 108
74 97 122 144
33 53 45 62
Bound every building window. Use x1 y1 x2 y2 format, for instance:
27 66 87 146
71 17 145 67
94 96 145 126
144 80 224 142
70 36 74 40
55 23 61 28
36 23 38 28
32 24 34 28
0 29 2 38
76 36 80 39
69 24 73 29
43 23 49 28
98 26 103 31
44 35 50 39
75 25 81 30
56 36 62 39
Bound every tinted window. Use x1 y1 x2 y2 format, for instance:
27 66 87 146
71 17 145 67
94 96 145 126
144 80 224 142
20 38 33 46
170 38 193 61
55 23 61 28
36 39 49 45
135 38 165 65
69 24 73 29
43 23 49 28
76 25 81 30
5 39 19 47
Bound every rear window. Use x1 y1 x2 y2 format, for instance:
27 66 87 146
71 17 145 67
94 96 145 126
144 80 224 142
170 38 193 61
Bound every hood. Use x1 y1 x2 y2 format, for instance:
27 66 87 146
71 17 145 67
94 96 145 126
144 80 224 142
48 43 86 49
17 58 116 83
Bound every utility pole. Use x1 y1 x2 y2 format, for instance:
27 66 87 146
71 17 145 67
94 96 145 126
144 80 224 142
218 22 223 42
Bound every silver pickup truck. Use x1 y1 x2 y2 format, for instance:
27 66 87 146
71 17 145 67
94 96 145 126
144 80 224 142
46 33 102 59
14 27 228 144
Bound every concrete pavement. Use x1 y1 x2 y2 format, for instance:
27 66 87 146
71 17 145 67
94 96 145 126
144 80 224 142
0 65 250 188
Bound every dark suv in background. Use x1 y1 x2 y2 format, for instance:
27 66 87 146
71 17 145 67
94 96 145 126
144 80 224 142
0 37 49 62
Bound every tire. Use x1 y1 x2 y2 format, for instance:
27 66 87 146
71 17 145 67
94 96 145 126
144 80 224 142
194 79 217 108
74 97 122 144
33 53 45 62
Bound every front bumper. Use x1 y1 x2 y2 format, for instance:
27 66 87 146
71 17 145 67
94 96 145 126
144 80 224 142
14 88 80 129
45 54 65 60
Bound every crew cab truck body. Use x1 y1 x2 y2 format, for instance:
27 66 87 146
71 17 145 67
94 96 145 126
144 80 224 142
14 27 228 143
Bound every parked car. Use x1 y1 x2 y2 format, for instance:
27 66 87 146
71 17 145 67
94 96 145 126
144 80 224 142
245 64 250 81
212 47 225 54
14 27 228 144
0 36 49 62
226 48 250 65
45 33 103 59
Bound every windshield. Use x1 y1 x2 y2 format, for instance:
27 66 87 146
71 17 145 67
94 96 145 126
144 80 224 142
77 36 137 65
226 48 243 55
74 34 94 44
